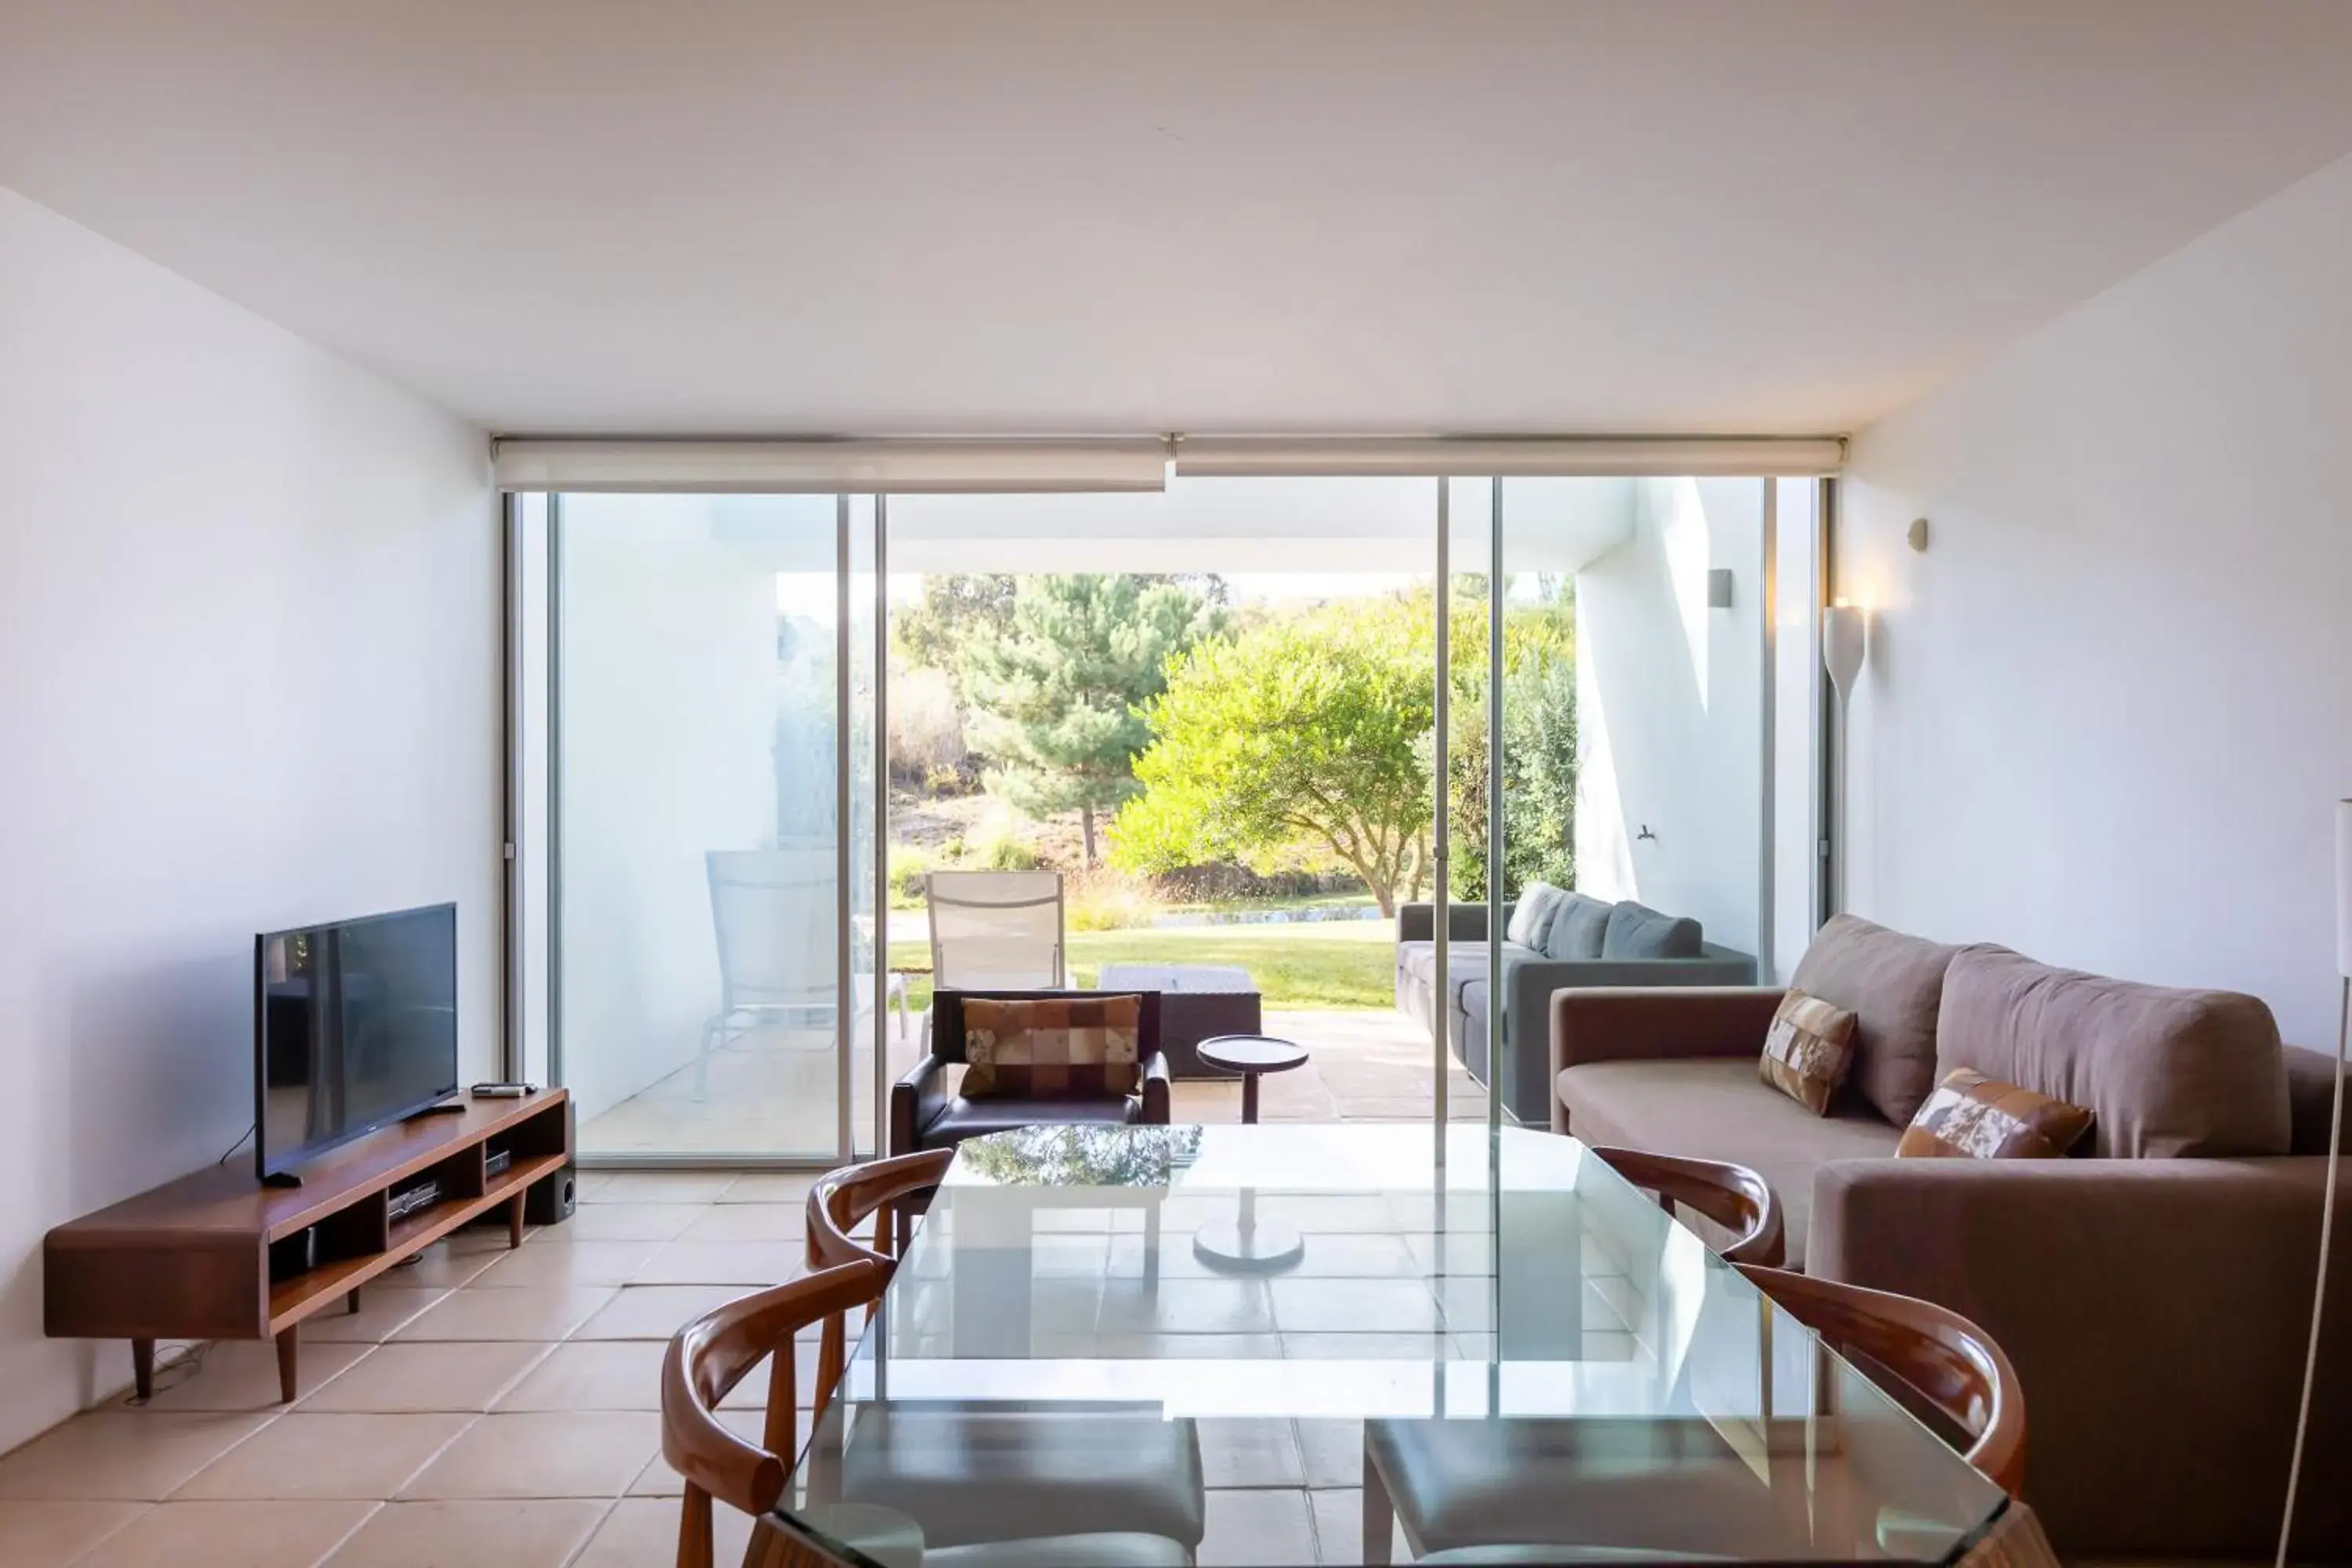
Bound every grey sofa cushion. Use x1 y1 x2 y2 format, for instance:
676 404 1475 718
1505 883 1565 949
1937 946 2289 1159
1556 1057 1900 1268
1789 914 1961 1127
1544 893 1613 960
1600 901 1702 960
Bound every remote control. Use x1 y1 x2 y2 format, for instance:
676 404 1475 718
470 1082 532 1098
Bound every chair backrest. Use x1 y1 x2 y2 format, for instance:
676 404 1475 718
804 1149 957 1403
925 869 1065 989
662 1258 888 1568
1737 1263 2026 1497
1588 1145 1784 1268
927 988 1164 1068
708 847 837 1011
808 1148 956 1272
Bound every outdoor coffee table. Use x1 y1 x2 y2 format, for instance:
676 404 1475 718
1190 1034 1312 1271
1094 963 1261 1078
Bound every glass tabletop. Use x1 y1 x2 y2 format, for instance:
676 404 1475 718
768 1123 2008 1566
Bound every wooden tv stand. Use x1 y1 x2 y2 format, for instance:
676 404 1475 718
45 1089 571 1404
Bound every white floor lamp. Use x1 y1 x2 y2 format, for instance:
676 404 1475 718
2278 799 2351 1566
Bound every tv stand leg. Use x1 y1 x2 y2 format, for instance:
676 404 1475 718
507 1191 527 1248
346 1288 361 1316
275 1327 298 1403
131 1338 154 1402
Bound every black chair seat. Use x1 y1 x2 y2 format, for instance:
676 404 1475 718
920 1094 1143 1147
840 1404 1206 1550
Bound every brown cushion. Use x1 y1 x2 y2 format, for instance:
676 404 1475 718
1788 915 1962 1127
961 994 1144 1099
1758 989 1857 1115
1556 1057 1900 1268
1895 1067 2094 1159
1936 947 2289 1158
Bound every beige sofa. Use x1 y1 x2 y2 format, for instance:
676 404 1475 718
1550 914 2352 1560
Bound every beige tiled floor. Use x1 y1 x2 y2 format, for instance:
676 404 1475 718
0 1167 1405 1566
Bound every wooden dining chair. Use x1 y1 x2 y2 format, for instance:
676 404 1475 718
1587 1145 1785 1267
1737 1264 2026 1497
662 1258 888 1568
804 1147 953 1396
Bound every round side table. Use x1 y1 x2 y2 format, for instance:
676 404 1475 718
1192 1034 1311 1272
1196 1034 1309 1125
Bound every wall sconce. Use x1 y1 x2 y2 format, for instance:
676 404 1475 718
1822 601 1867 701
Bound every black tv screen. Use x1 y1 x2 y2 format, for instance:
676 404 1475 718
255 902 459 1181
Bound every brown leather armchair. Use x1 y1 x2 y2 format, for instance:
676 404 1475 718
891 989 1173 1156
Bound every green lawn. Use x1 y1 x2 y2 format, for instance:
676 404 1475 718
888 918 1393 1011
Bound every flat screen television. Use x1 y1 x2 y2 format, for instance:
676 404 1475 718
255 902 459 1182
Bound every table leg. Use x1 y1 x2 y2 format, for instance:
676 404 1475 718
508 1190 527 1247
1363 1444 1396 1565
346 1287 361 1316
131 1338 154 1402
275 1327 299 1403
1241 1069 1261 1124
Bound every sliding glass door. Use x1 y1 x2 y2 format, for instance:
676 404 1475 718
510 463 1823 1162
535 492 878 1163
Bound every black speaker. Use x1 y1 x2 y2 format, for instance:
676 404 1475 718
267 1225 318 1283
524 1162 577 1226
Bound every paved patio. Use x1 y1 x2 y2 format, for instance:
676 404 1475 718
579 1005 1494 1160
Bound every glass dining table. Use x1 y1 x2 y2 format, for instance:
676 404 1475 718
753 1123 2021 1566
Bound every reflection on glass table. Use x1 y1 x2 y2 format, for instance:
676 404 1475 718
760 1124 2019 1566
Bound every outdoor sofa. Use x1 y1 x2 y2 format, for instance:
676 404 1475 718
1396 884 1753 1123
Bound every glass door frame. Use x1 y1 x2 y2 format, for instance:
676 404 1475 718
511 473 1827 1166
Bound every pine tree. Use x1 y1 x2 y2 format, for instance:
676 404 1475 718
964 575 1223 865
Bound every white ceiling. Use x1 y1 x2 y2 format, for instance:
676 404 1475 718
5 1 2352 438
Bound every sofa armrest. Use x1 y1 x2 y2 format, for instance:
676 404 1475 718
1547 986 1783 1134
890 1054 951 1154
1809 1156 2352 1558
1139 1051 1172 1123
1397 902 1503 944
1510 958 1760 1036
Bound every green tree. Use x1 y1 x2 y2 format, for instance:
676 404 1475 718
1440 581 1578 901
1114 597 1435 914
964 575 1224 865
1444 655 1577 902
894 574 1019 699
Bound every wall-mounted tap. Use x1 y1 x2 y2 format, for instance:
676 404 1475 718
1636 824 1657 843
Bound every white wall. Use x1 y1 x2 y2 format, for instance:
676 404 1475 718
0 187 497 1450
1575 478 1767 959
1840 148 2352 1047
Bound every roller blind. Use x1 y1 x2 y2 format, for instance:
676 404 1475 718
493 434 1846 491
492 438 1171 493
1173 436 1844 477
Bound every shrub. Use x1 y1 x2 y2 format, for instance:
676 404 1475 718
887 666 969 788
974 828 1040 871
887 844 931 908
1065 868 1162 932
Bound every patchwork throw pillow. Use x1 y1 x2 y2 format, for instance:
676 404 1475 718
960 994 1144 1100
1897 1068 2095 1160
1759 989 1859 1115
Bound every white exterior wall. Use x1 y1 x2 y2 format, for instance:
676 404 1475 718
1839 148 2352 1047
1573 478 1766 960
0 187 496 1451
